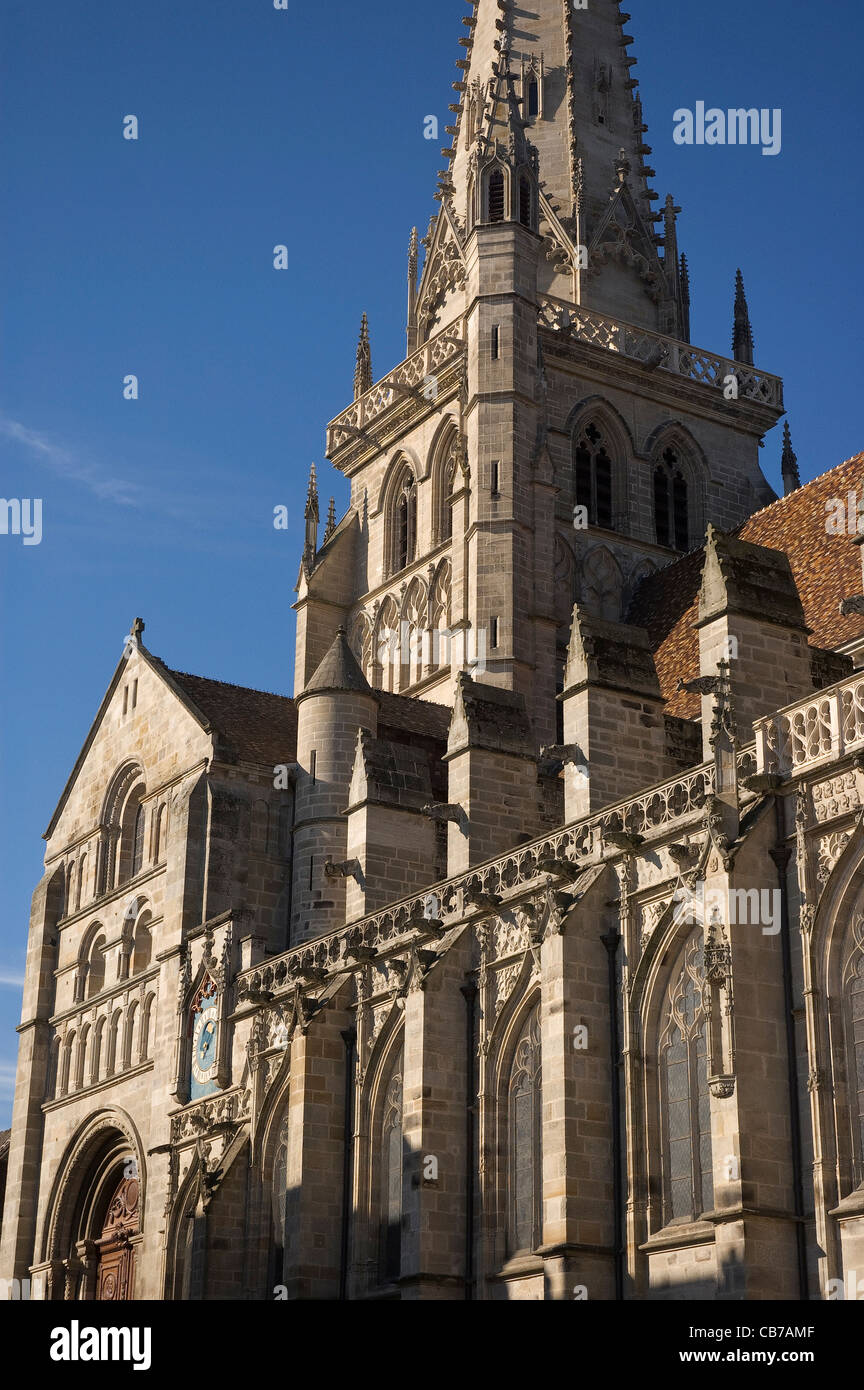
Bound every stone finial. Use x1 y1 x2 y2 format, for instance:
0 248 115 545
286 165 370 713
732 268 755 366
781 421 801 495
323 497 336 543
303 463 319 566
304 462 319 521
354 313 373 400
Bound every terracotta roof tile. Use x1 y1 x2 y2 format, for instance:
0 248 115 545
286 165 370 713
627 453 864 719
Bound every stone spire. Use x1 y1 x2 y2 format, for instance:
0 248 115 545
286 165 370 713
781 421 801 495
353 313 372 400
427 1 677 332
732 269 755 366
323 496 337 543
445 0 661 240
303 463 319 567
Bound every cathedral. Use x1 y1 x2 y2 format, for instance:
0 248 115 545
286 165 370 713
3 0 864 1302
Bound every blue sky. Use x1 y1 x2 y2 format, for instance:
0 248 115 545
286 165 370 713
0 0 861 1125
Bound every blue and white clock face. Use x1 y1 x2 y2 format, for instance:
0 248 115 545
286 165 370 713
191 1003 218 1097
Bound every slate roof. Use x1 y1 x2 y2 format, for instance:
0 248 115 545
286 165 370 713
628 453 864 719
0 1129 10 1159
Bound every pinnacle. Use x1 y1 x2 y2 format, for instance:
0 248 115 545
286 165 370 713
781 421 801 495
304 463 319 520
732 269 755 367
354 313 373 400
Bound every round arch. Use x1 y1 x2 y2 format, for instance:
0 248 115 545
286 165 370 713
40 1106 145 1299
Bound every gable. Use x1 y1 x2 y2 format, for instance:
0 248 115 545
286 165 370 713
44 643 216 849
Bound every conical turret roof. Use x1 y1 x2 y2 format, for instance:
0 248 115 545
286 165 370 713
299 627 375 701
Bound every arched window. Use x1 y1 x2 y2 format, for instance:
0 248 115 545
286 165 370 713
487 168 505 224
574 422 613 529
131 802 146 878
379 1049 404 1284
270 1114 290 1287
526 78 540 119
87 934 106 999
519 176 533 229
132 913 152 976
389 469 417 576
844 950 864 1186
431 428 460 546
659 930 714 1225
100 763 146 893
442 447 456 542
508 1006 543 1256
654 446 689 551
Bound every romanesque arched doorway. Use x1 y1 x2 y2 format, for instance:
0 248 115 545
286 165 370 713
41 1112 145 1301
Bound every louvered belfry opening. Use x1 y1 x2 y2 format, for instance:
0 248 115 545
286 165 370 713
519 176 532 228
487 168 505 223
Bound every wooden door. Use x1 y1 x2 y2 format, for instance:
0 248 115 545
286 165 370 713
95 1175 140 1300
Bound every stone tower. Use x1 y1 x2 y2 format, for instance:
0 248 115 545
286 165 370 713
299 0 784 764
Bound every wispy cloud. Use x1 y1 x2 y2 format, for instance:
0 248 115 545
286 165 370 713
0 973 25 988
0 412 141 505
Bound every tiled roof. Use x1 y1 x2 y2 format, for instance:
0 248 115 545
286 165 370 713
0 1129 10 1158
167 670 298 767
628 453 864 719
378 691 451 742
627 549 704 718
164 670 451 765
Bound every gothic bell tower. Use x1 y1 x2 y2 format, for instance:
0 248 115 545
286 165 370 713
299 0 784 752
